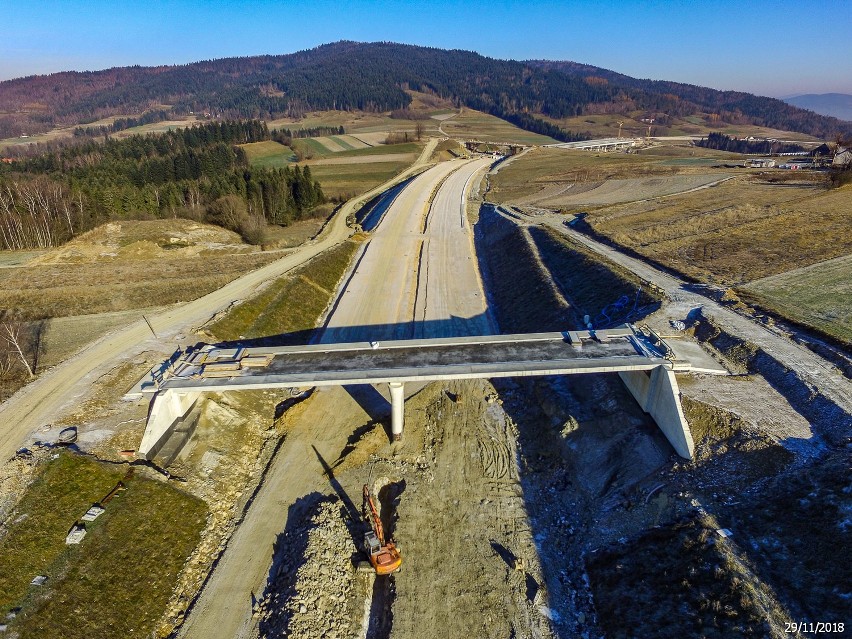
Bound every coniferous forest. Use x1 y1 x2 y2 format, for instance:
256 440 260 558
695 132 806 154
0 121 324 249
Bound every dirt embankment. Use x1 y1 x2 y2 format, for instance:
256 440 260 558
472 203 849 637
474 205 660 331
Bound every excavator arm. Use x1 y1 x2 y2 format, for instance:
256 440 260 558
362 484 402 575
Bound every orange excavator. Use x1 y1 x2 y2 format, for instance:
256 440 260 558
362 484 402 575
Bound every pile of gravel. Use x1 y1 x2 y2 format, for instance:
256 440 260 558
258 496 360 639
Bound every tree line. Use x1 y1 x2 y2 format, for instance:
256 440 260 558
73 110 172 137
0 120 325 249
696 132 806 154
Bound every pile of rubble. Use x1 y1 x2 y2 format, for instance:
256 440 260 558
258 497 360 639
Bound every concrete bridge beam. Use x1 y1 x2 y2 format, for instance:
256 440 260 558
619 366 694 459
389 381 405 441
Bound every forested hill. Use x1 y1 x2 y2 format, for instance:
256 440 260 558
1 41 849 140
527 59 848 138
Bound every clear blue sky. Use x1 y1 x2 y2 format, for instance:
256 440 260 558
3 0 851 97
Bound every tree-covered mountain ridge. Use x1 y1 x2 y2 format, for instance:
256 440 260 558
1 40 848 140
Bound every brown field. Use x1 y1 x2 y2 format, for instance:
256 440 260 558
438 108 557 144
487 144 852 341
582 178 852 285
262 215 329 249
0 253 280 319
0 118 194 151
0 220 281 319
305 152 417 166
540 111 823 142
529 173 731 207
488 146 733 203
489 147 851 286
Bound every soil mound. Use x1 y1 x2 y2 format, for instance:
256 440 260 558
32 219 253 264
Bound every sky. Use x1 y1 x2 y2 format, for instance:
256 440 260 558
3 0 851 97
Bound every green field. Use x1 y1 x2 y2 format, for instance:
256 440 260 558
333 142 420 157
293 138 334 158
0 453 206 638
307 161 411 199
239 140 297 167
741 254 852 345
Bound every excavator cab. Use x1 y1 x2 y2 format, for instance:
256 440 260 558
362 484 402 575
363 530 382 556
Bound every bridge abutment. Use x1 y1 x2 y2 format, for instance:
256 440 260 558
619 366 694 458
139 390 201 460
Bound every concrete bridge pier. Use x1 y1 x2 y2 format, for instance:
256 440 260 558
619 366 695 459
388 381 405 441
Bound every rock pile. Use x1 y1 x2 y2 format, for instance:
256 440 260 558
258 496 359 639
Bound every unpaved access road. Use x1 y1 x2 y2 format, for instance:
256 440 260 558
178 155 496 639
0 139 439 462
512 208 852 426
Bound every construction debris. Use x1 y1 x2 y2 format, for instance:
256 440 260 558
65 523 87 545
81 505 105 522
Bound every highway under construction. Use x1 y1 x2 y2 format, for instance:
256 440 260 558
4 141 848 639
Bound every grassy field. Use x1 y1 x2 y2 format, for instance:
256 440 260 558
487 146 707 203
587 516 793 638
490 148 851 284
528 226 661 326
582 179 852 285
292 139 421 160
266 110 442 137
0 250 47 267
0 219 287 319
262 214 329 249
0 453 207 638
488 145 852 342
209 237 362 342
439 108 557 144
741 254 852 345
0 251 280 319
305 161 413 200
37 309 160 368
240 140 296 167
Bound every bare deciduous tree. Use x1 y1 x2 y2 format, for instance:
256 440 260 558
2 322 34 378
